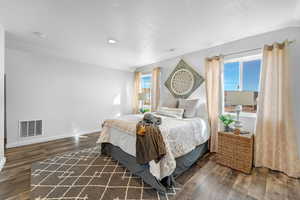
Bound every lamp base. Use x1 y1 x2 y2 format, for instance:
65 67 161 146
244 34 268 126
234 105 243 129
234 121 243 129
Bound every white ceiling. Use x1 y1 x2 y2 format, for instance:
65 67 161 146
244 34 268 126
0 0 299 70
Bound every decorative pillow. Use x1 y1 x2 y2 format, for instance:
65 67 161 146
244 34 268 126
195 103 208 119
159 98 178 108
178 99 200 118
156 107 184 119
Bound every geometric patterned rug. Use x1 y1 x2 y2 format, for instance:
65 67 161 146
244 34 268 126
31 146 181 200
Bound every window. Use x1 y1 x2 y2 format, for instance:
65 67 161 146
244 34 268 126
223 55 261 114
140 74 152 109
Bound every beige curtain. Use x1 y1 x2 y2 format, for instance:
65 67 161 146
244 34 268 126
255 41 300 178
133 72 142 114
205 56 223 152
151 67 161 112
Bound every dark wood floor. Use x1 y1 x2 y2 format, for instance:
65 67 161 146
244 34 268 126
176 156 300 200
0 133 299 200
0 132 100 200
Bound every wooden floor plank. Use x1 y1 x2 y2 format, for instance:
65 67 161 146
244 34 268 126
265 171 288 200
228 172 255 200
246 167 268 199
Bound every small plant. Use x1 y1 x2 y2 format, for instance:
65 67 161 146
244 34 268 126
140 108 150 114
219 114 235 132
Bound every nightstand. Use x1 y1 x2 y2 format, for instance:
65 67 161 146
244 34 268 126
217 131 254 174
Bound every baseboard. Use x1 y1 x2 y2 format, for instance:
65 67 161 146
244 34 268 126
6 129 101 148
0 157 6 171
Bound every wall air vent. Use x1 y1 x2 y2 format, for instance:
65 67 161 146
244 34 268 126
19 120 43 137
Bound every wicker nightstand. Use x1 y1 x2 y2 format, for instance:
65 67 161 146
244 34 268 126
217 131 254 174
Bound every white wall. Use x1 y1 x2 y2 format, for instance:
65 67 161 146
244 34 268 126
5 48 134 147
136 27 300 152
0 25 5 169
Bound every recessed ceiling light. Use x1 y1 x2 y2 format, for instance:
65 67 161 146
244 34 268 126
108 39 118 44
33 32 47 38
169 48 176 52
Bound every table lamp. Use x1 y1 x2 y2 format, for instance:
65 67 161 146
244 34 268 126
225 91 255 129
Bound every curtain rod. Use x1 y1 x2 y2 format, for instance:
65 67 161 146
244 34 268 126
222 40 296 58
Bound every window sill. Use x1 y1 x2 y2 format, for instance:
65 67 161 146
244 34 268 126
223 112 257 118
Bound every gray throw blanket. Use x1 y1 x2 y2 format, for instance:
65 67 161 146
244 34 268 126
143 113 162 125
136 114 166 164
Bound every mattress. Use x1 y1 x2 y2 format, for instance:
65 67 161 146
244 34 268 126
97 114 210 180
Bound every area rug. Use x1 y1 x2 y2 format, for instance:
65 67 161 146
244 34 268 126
31 146 181 200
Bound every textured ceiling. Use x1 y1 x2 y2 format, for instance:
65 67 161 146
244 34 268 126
0 0 299 70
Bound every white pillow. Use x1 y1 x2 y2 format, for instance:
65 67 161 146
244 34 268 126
159 98 178 108
195 103 208 119
178 99 200 118
156 107 184 119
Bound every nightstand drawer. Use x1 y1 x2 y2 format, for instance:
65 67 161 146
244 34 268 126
236 146 252 154
219 145 234 154
217 155 233 166
234 160 252 173
235 153 252 161
217 131 254 174
218 152 234 160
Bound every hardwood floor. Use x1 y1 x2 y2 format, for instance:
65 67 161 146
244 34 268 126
0 132 100 200
176 155 300 200
0 133 299 200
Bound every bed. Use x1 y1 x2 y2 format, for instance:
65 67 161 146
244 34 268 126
97 113 210 193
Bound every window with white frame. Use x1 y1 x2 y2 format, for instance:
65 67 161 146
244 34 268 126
140 74 152 111
223 55 261 114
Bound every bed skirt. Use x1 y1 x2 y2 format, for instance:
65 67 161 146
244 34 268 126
100 141 208 193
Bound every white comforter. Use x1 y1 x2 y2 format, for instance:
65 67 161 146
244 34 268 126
97 114 210 180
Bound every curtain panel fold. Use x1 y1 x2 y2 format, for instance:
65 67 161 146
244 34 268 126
205 56 224 152
133 72 142 114
151 67 161 112
255 41 300 178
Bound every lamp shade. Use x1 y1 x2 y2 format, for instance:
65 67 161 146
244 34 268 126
225 91 255 106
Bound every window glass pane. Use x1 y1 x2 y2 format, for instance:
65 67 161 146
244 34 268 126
242 60 261 91
224 62 239 91
141 76 151 88
224 62 239 113
241 59 261 113
223 58 261 114
141 75 151 106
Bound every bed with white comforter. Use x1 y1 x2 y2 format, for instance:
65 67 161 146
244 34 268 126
97 113 210 181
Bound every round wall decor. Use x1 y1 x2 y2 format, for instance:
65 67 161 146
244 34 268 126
170 69 195 95
164 59 204 99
